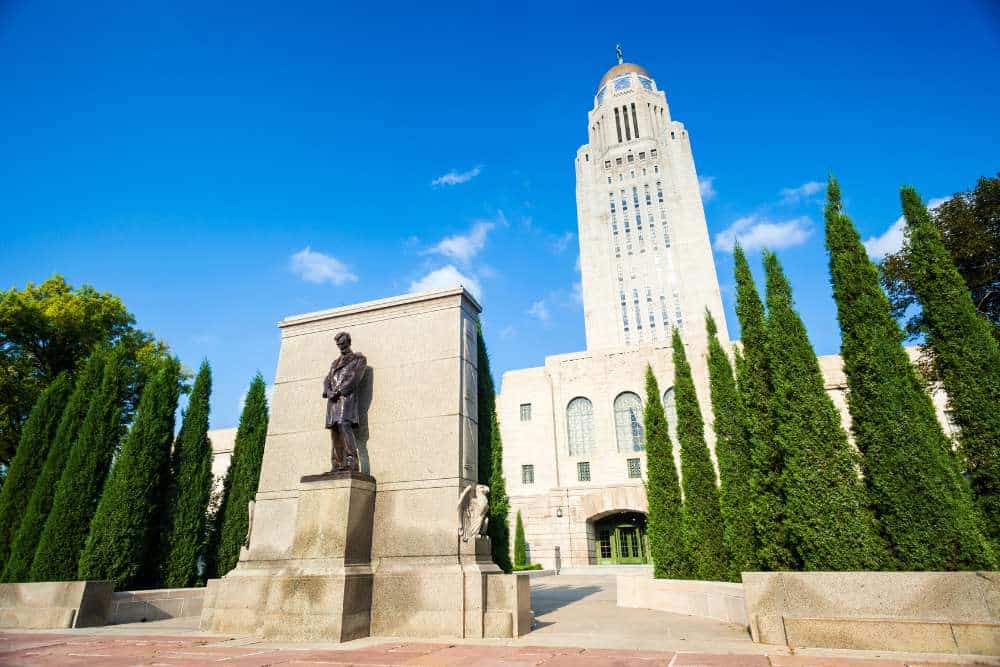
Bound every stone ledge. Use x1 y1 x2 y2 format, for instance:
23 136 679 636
0 581 113 629
616 573 747 625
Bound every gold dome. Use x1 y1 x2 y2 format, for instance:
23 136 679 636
597 63 651 91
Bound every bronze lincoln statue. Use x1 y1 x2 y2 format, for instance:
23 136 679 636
323 332 367 473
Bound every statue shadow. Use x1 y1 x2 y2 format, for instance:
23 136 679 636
355 367 374 475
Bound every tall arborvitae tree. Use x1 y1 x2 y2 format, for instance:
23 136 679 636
733 244 796 570
213 373 269 577
672 329 729 581
78 358 182 589
643 365 688 578
826 177 995 569
32 346 127 582
2 352 106 582
901 187 1000 547
764 252 887 570
477 322 512 573
705 312 757 579
162 360 214 587
0 373 72 571
513 510 527 568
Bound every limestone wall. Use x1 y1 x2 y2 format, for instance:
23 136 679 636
0 581 112 629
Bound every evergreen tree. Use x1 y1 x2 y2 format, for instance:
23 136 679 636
513 510 527 568
705 312 757 579
826 177 995 569
643 365 688 578
31 346 128 582
901 187 1000 547
162 360 214 587
733 244 796 570
78 358 182 589
672 329 729 581
0 373 72 571
765 252 887 570
2 352 106 582
213 373 269 576
476 322 512 572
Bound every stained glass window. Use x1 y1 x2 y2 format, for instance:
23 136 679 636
614 76 631 91
614 392 645 452
663 387 678 446
639 76 653 91
567 397 595 456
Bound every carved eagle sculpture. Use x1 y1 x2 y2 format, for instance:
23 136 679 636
458 483 490 542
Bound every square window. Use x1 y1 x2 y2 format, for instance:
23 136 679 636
639 151 646 160
651 148 658 157
627 153 634 163
615 157 623 166
520 403 532 421
522 464 535 484
627 458 641 478
605 160 611 169
577 461 591 482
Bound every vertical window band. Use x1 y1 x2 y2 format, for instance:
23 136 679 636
631 102 639 138
614 108 623 143
623 106 632 140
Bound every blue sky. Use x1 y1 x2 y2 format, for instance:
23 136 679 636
2 1 998 428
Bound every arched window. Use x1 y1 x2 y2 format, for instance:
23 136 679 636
566 397 595 456
614 392 645 452
663 387 678 445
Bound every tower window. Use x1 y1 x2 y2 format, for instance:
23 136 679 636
632 187 639 207
605 160 611 169
522 464 535 484
639 151 646 160
608 176 612 184
614 108 623 143
654 164 659 174
623 106 632 141
631 102 639 138
616 157 623 166
577 461 591 482
627 153 634 163
520 403 532 421
627 458 641 479
585 153 589 162
650 149 658 157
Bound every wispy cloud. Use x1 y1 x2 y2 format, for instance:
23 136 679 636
699 176 717 202
425 220 494 264
863 197 948 259
528 299 551 323
780 180 824 204
289 247 358 285
713 215 812 252
409 265 482 301
552 231 575 253
431 165 482 187
500 325 517 340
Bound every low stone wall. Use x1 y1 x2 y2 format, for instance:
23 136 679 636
0 581 113 629
742 571 1000 655
109 587 205 624
616 573 747 625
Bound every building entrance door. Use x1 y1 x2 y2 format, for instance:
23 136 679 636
592 512 648 565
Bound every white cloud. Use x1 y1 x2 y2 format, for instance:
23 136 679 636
780 180 825 203
699 176 717 202
528 299 550 323
500 325 516 340
863 197 948 259
289 247 358 285
431 165 482 187
409 265 482 301
425 220 493 264
552 231 575 253
571 281 582 304
713 215 812 252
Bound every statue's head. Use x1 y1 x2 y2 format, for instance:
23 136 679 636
335 332 352 353
476 484 490 498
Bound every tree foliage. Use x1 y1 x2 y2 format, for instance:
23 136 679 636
643 364 688 578
513 510 527 569
476 322 512 573
0 373 72 572
705 312 757 579
212 373 269 577
765 251 887 570
78 358 182 589
162 360 214 587
901 186 1000 547
2 352 106 582
672 329 729 581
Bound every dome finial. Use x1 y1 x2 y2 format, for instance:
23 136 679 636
615 43 624 65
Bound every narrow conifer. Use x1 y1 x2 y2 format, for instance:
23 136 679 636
0 373 72 571
78 358 182 589
213 373 269 576
901 187 1000 547
643 365 688 578
162 360 214 587
32 346 128 582
826 177 995 569
514 510 527 568
477 322 512 572
2 352 106 582
705 312 757 579
733 244 796 570
673 329 729 581
765 252 887 570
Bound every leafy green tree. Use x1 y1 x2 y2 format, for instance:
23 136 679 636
901 187 1000 546
643 365 688 578
765 252 887 570
162 360 214 587
78 358 182 589
826 177 995 569
213 373 269 576
2 352 106 582
477 322 512 573
705 312 757 579
0 373 72 571
31 346 128 582
672 329 729 581
0 275 160 467
733 244 796 570
513 510 527 569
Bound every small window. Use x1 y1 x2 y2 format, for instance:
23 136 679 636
627 458 641 478
650 149 658 157
616 157 623 166
520 403 532 421
585 153 589 162
577 461 591 482
605 160 612 169
627 153 634 163
639 151 646 160
522 464 535 484
654 164 659 174
607 176 612 184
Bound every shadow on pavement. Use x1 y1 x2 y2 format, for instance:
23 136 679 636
531 584 604 615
